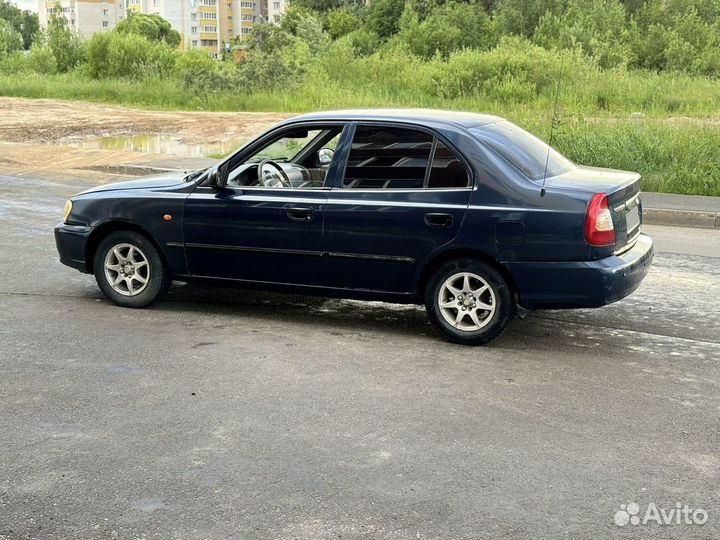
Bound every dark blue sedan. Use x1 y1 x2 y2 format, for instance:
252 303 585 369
55 109 653 345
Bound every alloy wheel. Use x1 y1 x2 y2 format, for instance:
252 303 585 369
103 243 150 297
437 271 496 331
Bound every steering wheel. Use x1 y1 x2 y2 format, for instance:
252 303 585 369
258 160 291 188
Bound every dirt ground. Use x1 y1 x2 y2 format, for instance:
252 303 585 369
0 97 289 177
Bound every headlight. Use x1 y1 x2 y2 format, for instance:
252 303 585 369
62 200 73 224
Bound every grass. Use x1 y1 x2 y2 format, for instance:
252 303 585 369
0 71 718 196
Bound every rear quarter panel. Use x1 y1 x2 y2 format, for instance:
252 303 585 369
445 130 592 263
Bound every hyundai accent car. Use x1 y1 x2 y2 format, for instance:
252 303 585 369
55 109 653 345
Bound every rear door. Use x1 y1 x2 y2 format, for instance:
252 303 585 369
322 123 473 293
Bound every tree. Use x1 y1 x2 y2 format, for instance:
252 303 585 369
367 0 405 37
0 0 39 49
44 14 85 72
494 0 564 37
398 1 498 58
290 0 364 12
0 18 23 57
115 13 181 48
326 7 360 39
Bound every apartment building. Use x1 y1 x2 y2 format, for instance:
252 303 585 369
38 0 125 38
39 0 278 56
266 0 285 24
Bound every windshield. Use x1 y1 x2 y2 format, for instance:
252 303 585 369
471 121 575 181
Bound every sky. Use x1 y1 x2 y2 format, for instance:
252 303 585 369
12 0 37 12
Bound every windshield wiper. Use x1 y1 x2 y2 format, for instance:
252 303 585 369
183 169 206 182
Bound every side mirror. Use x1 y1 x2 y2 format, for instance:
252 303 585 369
208 162 229 188
318 147 334 166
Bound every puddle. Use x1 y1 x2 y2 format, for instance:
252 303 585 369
68 134 246 159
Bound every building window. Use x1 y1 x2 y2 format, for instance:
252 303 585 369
202 0 217 5
202 25 217 32
192 39 198 46
102 21 109 27
190 13 197 21
200 39 218 46
241 27 251 34
273 1 280 9
191 26 197 33
240 1 254 7
102 8 108 15
200 12 217 19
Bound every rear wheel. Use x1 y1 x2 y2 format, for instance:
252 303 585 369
93 231 170 308
425 258 513 345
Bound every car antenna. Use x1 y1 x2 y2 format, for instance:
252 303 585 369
540 50 565 198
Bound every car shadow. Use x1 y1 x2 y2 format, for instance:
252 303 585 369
157 282 440 340
145 282 554 349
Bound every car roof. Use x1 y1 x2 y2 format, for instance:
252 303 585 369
283 109 504 128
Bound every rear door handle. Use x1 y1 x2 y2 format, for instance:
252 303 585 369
424 213 453 227
287 207 314 222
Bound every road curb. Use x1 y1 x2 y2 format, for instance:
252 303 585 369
83 164 189 176
643 209 719 229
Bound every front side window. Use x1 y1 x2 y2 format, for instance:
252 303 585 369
227 126 343 189
471 121 575 181
342 125 470 189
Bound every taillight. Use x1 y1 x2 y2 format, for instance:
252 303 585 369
584 193 615 246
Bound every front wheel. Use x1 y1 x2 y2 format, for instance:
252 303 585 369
93 231 171 308
425 258 514 345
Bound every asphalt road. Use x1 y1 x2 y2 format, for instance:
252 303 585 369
1 171 719 540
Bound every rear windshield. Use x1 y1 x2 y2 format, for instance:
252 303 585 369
471 121 575 181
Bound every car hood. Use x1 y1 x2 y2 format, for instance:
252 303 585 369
78 173 187 195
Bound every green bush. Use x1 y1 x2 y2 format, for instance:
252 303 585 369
115 13 181 48
343 29 380 57
176 48 238 93
26 43 58 74
397 2 497 59
86 32 176 79
424 37 580 99
0 18 22 57
44 16 85 72
326 7 360 40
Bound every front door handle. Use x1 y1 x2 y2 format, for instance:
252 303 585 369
424 212 454 227
287 207 314 222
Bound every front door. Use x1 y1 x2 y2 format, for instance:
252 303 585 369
322 123 473 293
183 124 344 286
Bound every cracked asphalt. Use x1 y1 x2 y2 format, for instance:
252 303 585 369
1 170 719 540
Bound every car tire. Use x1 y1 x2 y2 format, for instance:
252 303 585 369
425 258 514 345
93 230 171 308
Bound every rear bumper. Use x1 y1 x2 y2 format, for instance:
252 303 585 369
54 223 91 273
506 234 654 309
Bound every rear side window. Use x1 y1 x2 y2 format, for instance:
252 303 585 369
342 125 470 189
343 126 432 188
427 141 470 188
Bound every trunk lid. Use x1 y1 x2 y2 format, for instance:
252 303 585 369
544 165 642 252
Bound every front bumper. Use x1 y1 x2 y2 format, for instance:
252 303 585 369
54 223 91 273
506 233 654 309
